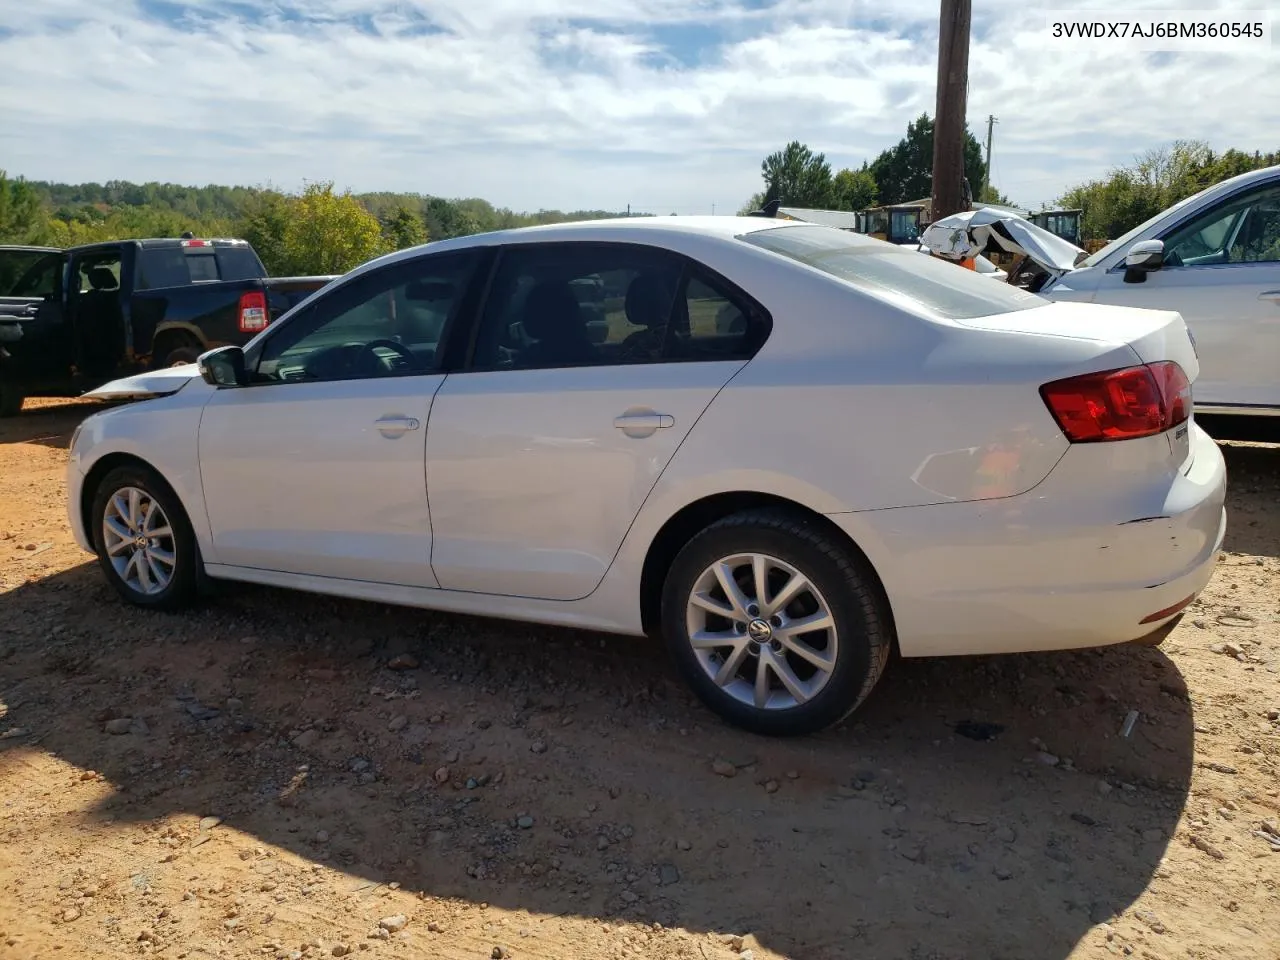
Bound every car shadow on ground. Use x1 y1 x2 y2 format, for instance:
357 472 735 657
1217 442 1280 559
0 400 104 450
2 558 1195 960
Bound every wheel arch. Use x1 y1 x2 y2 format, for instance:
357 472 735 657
637 490 896 645
80 452 180 546
150 323 206 366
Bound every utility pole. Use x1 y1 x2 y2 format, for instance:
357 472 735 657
981 114 998 203
930 0 972 221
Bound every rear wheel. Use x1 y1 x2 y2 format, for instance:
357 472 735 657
90 464 198 610
152 336 203 369
661 509 892 736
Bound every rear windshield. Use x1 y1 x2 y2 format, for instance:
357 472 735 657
740 224 1045 319
136 245 264 289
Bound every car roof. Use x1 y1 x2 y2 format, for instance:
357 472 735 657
65 238 252 254
357 215 883 276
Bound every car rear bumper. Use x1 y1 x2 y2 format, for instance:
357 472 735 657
829 423 1228 657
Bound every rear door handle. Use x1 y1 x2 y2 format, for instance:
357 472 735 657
614 412 674 430
375 415 420 438
1259 290 1280 302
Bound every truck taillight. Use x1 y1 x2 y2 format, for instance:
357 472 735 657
1040 361 1191 443
181 239 211 247
237 291 268 333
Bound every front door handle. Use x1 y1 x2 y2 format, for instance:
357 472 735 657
614 409 674 438
375 415 420 438
1259 290 1280 302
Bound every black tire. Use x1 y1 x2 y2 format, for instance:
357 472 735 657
661 509 892 736
0 379 24 418
90 464 199 610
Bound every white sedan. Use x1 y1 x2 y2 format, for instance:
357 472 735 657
67 217 1227 736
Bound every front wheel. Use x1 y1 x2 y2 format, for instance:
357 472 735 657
90 465 198 610
661 509 892 736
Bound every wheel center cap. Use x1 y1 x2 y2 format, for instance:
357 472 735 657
747 618 773 642
133 535 148 549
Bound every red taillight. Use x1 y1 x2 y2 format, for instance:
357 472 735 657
1040 361 1191 442
237 290 268 333
181 239 211 247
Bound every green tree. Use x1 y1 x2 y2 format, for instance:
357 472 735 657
237 191 294 275
830 166 878 211
761 141 834 208
282 181 386 275
381 206 429 251
978 185 1011 204
0 171 47 243
868 114 985 206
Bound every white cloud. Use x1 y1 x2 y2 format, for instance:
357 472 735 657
0 0 1275 213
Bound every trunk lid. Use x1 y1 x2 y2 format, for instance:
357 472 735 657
955 300 1199 380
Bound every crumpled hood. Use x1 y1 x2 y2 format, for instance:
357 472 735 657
920 208 1085 277
82 364 200 401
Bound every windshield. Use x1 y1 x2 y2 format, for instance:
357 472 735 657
741 225 1044 319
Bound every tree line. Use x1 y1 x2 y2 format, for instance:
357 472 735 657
0 175 630 275
746 117 1277 244
1059 140 1280 243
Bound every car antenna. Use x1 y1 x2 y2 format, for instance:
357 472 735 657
180 231 195 239
747 199 781 219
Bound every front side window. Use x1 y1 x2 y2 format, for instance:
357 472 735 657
1162 184 1280 266
470 244 685 370
3 252 62 298
742 224 1044 319
255 252 475 383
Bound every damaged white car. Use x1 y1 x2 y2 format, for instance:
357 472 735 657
921 165 1280 417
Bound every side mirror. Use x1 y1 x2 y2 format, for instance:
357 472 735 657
198 345 248 387
1123 239 1164 282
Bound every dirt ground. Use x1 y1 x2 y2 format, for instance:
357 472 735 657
1 399 1277 960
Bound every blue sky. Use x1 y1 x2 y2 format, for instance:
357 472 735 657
0 0 1276 213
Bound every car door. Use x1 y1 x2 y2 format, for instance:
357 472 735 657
424 241 770 601
198 250 481 586
1087 181 1280 409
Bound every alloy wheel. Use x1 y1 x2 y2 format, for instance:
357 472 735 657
684 552 838 711
102 486 177 596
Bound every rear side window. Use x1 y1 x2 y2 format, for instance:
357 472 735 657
741 225 1045 319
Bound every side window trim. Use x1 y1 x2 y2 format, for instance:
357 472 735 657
460 240 684 374
663 259 773 363
457 241 772 373
247 249 482 387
